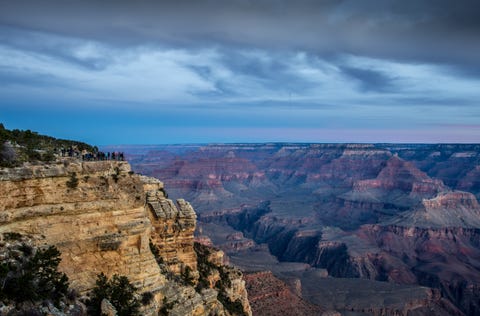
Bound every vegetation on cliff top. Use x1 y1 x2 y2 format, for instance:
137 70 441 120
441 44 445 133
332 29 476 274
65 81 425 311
0 123 95 167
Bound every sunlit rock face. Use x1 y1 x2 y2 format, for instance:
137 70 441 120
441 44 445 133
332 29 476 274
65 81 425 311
0 160 163 295
0 160 252 316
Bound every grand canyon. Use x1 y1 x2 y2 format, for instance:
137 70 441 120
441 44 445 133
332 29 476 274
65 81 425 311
3 1 479 315
106 143 480 315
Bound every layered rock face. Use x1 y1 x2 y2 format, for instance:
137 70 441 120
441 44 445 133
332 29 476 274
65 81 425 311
299 275 462 316
358 224 480 315
352 155 446 197
145 177 197 275
194 242 252 316
118 143 480 315
0 160 162 295
0 159 251 316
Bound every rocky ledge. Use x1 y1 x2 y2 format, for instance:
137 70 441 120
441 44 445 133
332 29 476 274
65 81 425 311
0 160 251 315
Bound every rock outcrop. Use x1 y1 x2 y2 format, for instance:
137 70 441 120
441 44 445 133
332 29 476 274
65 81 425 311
389 191 480 228
145 176 198 275
359 224 480 315
194 242 252 316
300 275 463 316
0 159 251 316
0 160 162 296
244 271 330 316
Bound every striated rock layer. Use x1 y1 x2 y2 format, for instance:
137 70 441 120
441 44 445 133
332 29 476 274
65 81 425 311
0 160 251 316
0 160 162 296
144 176 198 275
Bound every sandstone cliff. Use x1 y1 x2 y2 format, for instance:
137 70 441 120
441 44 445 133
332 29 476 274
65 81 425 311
0 159 251 316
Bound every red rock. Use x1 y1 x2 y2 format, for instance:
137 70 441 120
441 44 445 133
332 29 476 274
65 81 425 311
244 271 329 316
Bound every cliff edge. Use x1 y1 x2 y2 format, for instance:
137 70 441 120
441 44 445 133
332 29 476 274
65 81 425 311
0 159 251 316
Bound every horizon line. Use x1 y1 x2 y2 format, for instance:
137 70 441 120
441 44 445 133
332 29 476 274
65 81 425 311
100 141 480 147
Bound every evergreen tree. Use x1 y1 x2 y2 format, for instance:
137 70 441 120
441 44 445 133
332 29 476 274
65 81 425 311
88 273 140 316
0 245 69 306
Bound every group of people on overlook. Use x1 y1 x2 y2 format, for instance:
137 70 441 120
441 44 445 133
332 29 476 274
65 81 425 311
59 147 125 161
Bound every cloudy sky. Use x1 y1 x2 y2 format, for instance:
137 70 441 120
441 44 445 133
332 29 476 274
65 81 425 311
1 0 480 144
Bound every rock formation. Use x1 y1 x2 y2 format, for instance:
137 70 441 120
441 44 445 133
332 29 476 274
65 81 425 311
144 176 198 275
0 159 251 315
0 160 160 296
244 271 329 316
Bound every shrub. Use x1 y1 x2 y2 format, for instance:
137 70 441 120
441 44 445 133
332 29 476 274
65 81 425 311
217 292 247 316
66 172 79 189
26 147 42 161
41 150 56 162
87 273 140 316
3 232 22 241
159 188 168 198
140 291 154 306
181 265 195 286
111 167 121 183
0 245 69 306
0 141 17 167
159 297 176 316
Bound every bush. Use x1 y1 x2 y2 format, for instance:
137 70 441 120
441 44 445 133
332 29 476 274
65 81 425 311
140 291 154 305
0 245 69 306
87 273 140 316
217 292 248 316
0 141 17 167
66 172 79 189
159 187 168 198
159 297 176 316
181 265 195 286
41 150 56 162
4 232 22 241
26 147 42 161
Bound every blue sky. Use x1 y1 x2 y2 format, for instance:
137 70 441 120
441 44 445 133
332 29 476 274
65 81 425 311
1 0 480 145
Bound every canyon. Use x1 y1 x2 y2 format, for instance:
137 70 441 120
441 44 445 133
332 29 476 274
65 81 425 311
112 143 480 315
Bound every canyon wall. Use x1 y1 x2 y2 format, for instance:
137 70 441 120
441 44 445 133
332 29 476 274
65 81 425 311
0 159 251 316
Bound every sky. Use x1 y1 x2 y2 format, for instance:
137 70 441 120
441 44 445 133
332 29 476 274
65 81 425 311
1 0 480 145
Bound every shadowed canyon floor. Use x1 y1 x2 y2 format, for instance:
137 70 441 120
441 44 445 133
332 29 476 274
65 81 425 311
107 143 480 315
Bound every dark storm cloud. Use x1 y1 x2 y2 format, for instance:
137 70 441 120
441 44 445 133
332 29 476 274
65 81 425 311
339 66 395 92
1 0 480 71
215 50 321 94
0 27 110 71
